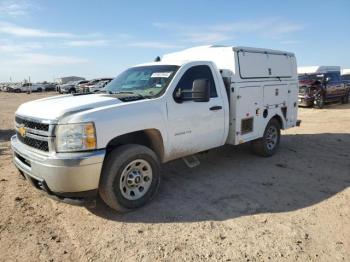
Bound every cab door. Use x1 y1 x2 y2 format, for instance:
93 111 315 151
325 72 343 98
166 64 225 159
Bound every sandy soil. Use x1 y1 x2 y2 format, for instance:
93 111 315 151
0 92 349 262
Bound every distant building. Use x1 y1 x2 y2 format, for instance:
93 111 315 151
297 66 341 74
341 69 350 75
55 76 85 84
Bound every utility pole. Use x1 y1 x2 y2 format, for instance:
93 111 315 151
28 76 31 94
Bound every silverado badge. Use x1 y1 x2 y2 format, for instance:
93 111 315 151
18 125 26 138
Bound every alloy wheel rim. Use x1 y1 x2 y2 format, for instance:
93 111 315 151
266 126 278 150
119 159 153 200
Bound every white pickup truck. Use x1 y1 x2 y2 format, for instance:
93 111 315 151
11 45 300 211
12 83 45 93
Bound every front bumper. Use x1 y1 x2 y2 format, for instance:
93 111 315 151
298 95 314 106
11 135 105 205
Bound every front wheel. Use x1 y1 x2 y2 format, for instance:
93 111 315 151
99 144 161 212
314 93 325 108
251 118 281 157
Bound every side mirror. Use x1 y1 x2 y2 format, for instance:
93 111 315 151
174 79 210 103
191 79 210 102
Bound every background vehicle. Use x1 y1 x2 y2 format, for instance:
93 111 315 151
0 84 11 92
75 80 90 93
55 76 85 85
42 83 57 91
342 69 350 83
11 45 300 212
79 78 113 93
10 83 45 93
298 66 350 108
58 80 87 94
89 79 113 92
56 76 85 92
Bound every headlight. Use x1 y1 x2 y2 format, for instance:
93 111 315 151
55 123 96 152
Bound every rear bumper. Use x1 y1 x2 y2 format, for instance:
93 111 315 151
11 135 105 205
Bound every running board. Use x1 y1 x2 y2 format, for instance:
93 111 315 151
182 155 200 168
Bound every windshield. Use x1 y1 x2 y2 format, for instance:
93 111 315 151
65 81 78 85
298 74 324 82
105 65 179 97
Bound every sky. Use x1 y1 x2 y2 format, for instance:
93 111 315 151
0 0 349 82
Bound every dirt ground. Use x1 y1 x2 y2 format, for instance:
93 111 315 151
0 92 349 262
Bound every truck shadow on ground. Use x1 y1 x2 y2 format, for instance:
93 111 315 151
0 129 14 156
89 133 350 223
0 129 15 142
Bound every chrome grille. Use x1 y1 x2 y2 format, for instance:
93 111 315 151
16 132 49 151
15 115 49 131
15 116 51 152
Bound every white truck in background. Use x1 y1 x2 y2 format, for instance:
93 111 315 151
342 69 350 82
11 82 45 93
11 45 300 212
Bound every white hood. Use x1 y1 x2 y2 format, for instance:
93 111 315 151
16 94 121 120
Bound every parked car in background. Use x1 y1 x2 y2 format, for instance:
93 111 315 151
75 80 90 93
0 84 10 92
59 80 88 94
298 66 350 108
79 78 113 93
89 79 113 92
9 83 46 93
58 80 77 94
42 83 57 91
55 76 85 85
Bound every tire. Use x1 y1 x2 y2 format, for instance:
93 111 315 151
99 144 161 212
314 93 325 109
37 88 42 92
251 118 281 157
69 88 76 94
341 91 349 104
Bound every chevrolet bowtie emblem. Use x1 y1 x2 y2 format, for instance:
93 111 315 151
18 125 26 137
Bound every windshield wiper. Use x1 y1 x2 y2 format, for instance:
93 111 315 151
112 91 148 98
97 90 113 94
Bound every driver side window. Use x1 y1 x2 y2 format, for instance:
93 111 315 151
175 65 218 99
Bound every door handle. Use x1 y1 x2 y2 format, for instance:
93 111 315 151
209 106 222 111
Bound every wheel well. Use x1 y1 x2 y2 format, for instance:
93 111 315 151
106 129 164 162
272 114 283 129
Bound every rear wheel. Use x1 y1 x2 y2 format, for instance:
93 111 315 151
341 91 349 104
69 88 76 94
99 144 161 212
251 118 281 157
